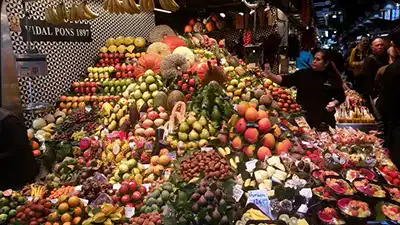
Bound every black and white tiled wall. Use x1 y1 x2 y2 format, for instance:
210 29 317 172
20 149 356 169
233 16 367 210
5 0 155 125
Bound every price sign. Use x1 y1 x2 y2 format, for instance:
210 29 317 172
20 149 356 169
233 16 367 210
245 159 258 172
247 189 273 219
232 184 244 202
80 198 89 206
50 199 58 204
125 206 135 218
143 183 152 192
113 183 121 190
201 147 213 152
143 164 150 169
75 185 82 191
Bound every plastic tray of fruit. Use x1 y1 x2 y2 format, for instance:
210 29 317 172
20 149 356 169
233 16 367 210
344 168 377 182
318 207 346 225
352 178 387 199
337 198 372 220
244 220 287 225
381 202 400 223
325 176 356 197
311 169 339 185
384 185 400 204
376 165 400 187
312 186 337 202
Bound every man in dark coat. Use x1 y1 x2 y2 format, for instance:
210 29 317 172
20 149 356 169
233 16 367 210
0 108 39 190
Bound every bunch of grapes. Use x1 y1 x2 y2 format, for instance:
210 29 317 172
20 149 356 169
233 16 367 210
72 110 87 124
83 122 100 133
59 120 74 132
53 132 73 141
78 176 113 202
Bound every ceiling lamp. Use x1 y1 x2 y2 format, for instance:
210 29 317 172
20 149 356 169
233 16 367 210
250 9 255 15
220 13 226 18
154 8 172 13
332 14 337 18
238 12 244 16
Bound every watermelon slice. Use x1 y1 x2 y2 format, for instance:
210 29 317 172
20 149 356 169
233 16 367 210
318 210 334 222
360 168 376 180
337 198 351 208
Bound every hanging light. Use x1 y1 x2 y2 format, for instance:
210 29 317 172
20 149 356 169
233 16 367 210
220 13 226 18
154 8 172 13
250 9 255 15
238 12 244 16
264 3 270 12
332 14 337 18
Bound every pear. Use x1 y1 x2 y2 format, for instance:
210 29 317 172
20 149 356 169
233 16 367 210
145 76 156 84
208 124 216 136
186 115 197 125
142 91 151 101
179 121 190 132
178 132 188 141
200 129 210 140
199 116 207 126
192 121 203 133
189 130 199 141
198 139 208 147
140 83 148 92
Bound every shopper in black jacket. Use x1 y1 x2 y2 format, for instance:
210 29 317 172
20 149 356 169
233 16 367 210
0 108 39 190
377 28 400 168
265 50 346 130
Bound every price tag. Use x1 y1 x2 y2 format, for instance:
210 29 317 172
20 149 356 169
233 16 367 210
232 184 244 202
80 198 89 206
112 144 120 155
143 183 152 192
201 147 213 152
129 142 136 149
50 199 58 204
297 204 308 214
125 206 135 218
247 189 273 219
162 170 171 180
85 106 92 112
245 159 258 172
26 196 33 202
143 164 150 169
233 104 238 111
75 185 82 191
113 183 121 190
167 152 177 160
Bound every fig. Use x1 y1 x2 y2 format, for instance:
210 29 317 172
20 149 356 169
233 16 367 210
192 203 199 212
198 186 206 195
212 208 221 220
220 215 229 224
204 190 214 201
197 196 207 206
191 193 201 201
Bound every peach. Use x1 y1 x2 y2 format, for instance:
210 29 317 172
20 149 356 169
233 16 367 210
257 146 272 161
276 141 289 155
243 145 256 157
244 128 259 144
262 133 275 149
258 118 272 134
258 110 268 120
245 107 259 122
231 136 243 150
235 118 247 134
237 101 249 116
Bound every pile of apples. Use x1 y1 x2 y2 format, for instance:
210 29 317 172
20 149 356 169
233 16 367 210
58 95 121 112
71 80 101 95
263 79 301 112
177 73 201 101
112 180 147 208
97 52 125 67
230 101 291 161
114 63 136 78
134 106 169 138
87 66 114 80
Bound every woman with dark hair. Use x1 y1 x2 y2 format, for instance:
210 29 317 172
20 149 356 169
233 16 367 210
265 50 346 129
296 29 316 70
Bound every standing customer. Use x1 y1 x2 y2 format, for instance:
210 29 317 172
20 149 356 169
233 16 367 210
360 38 388 110
349 36 370 91
265 50 345 130
295 29 315 70
0 108 39 190
376 28 400 168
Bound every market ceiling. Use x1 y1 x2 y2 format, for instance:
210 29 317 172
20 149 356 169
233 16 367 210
313 0 399 30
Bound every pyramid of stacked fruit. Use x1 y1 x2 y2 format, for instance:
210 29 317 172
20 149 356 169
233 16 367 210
134 106 169 138
263 79 301 112
230 101 292 161
128 70 165 108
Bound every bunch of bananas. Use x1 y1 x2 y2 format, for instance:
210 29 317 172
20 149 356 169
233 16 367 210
159 0 180 11
103 0 142 14
45 1 98 25
83 203 124 225
242 208 270 220
71 130 86 141
30 184 46 198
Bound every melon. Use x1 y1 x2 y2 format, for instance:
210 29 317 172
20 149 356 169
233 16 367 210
134 37 146 48
32 118 47 130
154 91 168 109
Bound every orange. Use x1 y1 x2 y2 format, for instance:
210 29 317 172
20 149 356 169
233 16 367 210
61 213 72 223
44 222 52 225
58 203 69 214
150 156 159 165
72 217 81 225
48 212 59 222
160 148 169 155
159 155 170 166
53 223 61 225
63 222 72 225
141 52 146 57
73 207 82 217
68 196 80 207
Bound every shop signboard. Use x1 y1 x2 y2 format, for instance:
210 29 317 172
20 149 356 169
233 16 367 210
19 18 92 42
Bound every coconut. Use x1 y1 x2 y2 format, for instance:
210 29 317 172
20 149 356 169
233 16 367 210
167 90 185 112
154 91 168 109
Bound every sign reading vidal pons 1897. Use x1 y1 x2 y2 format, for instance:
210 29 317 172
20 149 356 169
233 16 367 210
20 18 92 42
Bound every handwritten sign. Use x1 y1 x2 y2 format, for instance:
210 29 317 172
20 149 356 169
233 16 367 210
232 184 244 202
247 189 273 219
246 159 258 172
113 183 121 190
125 206 135 218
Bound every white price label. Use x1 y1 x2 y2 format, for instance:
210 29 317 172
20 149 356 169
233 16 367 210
112 144 120 155
297 204 308 214
50 199 58 204
232 184 244 202
201 147 213 152
143 164 150 169
80 198 89 206
245 159 258 172
125 206 135 218
113 184 121 190
247 190 273 219
143 183 151 192
75 185 82 191
26 196 33 202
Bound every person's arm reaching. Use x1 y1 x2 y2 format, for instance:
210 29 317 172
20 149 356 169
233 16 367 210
263 64 300 87
349 48 363 68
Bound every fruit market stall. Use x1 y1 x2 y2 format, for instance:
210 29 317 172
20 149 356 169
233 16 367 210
2 3 399 223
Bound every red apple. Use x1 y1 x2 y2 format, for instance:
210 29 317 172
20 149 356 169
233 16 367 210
119 185 129 195
85 87 90 93
127 71 133 77
177 80 182 87
182 83 188 91
139 186 146 195
189 79 195 86
116 72 122 78
98 53 103 58
104 53 109 58
91 87 97 93
120 194 131 204
122 72 127 78
131 191 142 202
121 64 127 72
99 59 105 64
128 181 138 192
